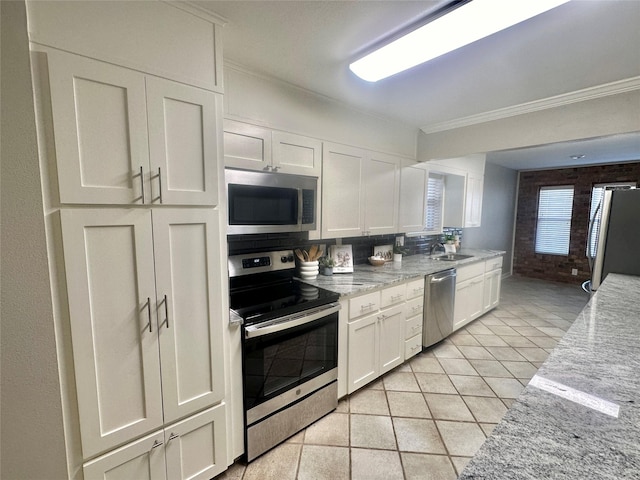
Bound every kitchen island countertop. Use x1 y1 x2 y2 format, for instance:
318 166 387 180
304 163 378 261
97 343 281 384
301 248 505 297
459 272 640 479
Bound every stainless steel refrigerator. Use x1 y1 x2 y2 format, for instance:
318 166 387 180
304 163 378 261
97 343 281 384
588 188 640 291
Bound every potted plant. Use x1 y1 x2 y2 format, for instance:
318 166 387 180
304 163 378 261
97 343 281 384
393 244 408 263
318 256 335 276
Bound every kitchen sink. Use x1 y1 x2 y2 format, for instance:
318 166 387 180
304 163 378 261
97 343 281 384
433 254 474 261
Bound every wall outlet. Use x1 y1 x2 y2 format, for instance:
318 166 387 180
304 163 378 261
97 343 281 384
571 268 578 276
396 236 404 247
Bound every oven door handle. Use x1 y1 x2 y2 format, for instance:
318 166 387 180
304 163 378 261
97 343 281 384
244 302 341 339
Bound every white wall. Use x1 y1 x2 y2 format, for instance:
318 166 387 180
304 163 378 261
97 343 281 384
417 89 640 160
224 64 418 159
0 1 68 478
462 162 518 275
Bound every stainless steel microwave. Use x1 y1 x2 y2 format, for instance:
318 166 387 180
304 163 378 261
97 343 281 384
225 169 317 235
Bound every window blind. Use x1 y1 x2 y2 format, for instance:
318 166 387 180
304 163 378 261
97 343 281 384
535 185 574 255
425 173 444 232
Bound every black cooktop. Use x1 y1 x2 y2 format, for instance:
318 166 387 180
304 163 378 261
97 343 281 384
229 273 339 326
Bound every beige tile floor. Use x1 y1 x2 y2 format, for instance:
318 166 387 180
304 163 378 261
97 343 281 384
218 276 589 480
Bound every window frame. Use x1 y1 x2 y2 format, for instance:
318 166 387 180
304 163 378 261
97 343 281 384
534 185 575 256
424 172 445 234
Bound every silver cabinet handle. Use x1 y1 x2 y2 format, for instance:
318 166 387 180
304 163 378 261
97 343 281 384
360 302 375 311
272 166 279 172
390 294 403 302
157 167 163 204
151 439 163 450
146 297 152 333
139 166 145 204
168 432 180 442
163 294 169 329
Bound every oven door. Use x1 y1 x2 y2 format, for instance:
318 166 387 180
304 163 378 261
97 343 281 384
242 303 339 425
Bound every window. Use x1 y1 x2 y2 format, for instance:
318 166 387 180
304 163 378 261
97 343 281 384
535 185 574 255
425 173 444 233
587 182 636 257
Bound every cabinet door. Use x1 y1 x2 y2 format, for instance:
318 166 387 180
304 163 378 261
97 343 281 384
152 209 225 423
48 51 149 204
454 280 471 331
322 143 365 238
464 174 484 227
61 209 163 458
146 78 220 205
272 131 322 176
83 430 166 480
399 161 428 233
467 277 485 320
223 120 272 170
483 269 502 312
378 305 404 374
347 314 379 394
165 404 228 480
364 153 400 235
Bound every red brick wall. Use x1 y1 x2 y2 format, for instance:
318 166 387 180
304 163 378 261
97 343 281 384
513 162 640 284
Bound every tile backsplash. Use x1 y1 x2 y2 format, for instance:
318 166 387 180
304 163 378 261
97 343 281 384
227 231 461 264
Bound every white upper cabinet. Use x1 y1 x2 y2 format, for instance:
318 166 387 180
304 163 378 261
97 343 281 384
146 77 220 206
272 131 322 176
322 143 366 238
27 0 223 92
399 160 429 233
223 120 272 171
223 120 322 176
61 208 225 458
322 143 400 239
464 173 484 228
48 51 221 206
364 152 400 236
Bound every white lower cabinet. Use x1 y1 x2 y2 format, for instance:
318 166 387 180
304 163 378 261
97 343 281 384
347 303 404 394
83 404 227 480
483 257 503 313
61 208 226 461
453 257 503 331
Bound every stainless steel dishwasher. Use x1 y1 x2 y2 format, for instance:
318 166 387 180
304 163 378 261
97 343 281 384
423 268 456 348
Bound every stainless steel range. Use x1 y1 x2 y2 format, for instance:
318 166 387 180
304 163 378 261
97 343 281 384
228 250 340 462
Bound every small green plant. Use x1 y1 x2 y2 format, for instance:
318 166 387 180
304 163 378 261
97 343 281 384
318 256 335 268
393 244 409 255
444 233 456 243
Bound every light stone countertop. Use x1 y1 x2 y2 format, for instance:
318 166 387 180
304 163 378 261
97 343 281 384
300 248 505 297
459 273 640 479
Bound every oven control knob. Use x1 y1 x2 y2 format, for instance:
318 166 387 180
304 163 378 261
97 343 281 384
281 255 288 263
287 254 294 262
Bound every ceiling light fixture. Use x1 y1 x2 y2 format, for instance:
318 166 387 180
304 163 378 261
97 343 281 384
349 0 571 82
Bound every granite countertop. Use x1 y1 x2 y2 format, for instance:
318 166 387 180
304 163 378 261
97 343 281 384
460 273 640 479
302 248 505 297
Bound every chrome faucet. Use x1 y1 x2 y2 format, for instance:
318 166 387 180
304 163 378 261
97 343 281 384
430 242 445 256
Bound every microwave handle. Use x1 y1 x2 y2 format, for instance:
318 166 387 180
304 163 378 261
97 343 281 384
297 188 303 226
244 303 341 339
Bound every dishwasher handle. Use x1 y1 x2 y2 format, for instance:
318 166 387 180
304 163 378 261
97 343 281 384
430 271 457 283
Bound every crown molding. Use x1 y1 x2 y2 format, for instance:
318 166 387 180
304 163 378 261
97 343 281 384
420 76 640 134
166 1 228 26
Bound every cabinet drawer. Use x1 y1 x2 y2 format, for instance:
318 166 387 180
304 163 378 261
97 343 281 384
406 278 425 300
380 284 405 308
405 297 423 319
405 315 423 340
456 261 485 282
485 256 503 272
349 291 380 320
404 335 423 360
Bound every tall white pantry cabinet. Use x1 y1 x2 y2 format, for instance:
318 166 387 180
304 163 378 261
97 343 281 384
26 2 230 479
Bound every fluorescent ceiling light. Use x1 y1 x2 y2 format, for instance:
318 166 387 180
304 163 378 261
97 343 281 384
349 0 571 82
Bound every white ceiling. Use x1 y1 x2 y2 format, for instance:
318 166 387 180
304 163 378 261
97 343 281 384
196 0 640 169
